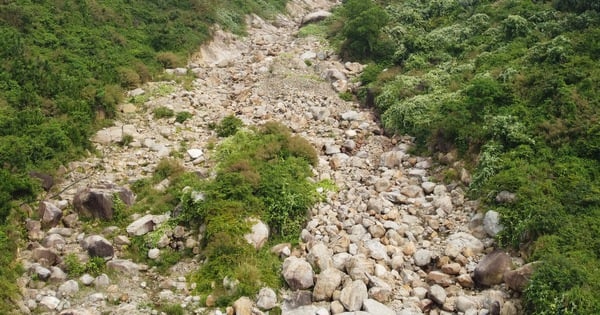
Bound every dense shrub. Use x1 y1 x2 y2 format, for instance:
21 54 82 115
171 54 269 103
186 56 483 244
332 0 600 312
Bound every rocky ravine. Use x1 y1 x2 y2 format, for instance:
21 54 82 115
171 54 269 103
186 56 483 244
16 0 527 314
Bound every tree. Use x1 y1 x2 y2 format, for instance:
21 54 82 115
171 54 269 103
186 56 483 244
341 0 389 59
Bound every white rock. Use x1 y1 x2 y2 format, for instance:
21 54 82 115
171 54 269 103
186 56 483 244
148 248 160 259
428 284 447 305
58 280 79 298
414 249 433 267
282 257 314 290
483 210 503 237
243 218 269 250
363 299 395 315
256 287 277 310
39 296 60 311
187 149 203 159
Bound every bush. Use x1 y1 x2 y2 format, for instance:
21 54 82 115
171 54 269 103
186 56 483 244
153 106 175 119
175 111 193 123
156 52 183 68
214 115 244 137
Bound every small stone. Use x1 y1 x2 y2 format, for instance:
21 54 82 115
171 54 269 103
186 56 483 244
414 249 433 267
428 284 447 305
80 274 95 286
148 248 160 259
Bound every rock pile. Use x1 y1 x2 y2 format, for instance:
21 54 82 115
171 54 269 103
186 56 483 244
15 0 529 314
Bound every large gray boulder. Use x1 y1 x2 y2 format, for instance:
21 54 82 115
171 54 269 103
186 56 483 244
73 184 134 220
81 235 114 258
474 250 513 286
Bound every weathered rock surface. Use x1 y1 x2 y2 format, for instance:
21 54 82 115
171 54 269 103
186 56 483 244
474 250 513 286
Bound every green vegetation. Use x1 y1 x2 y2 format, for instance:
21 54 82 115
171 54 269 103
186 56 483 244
153 106 175 119
118 119 322 306
0 0 288 311
179 120 320 305
211 114 245 137
331 0 599 313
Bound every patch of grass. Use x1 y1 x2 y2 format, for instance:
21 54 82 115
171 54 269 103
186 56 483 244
297 23 329 38
153 106 175 119
175 111 193 123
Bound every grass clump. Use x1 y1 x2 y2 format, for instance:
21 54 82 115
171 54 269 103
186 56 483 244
153 106 175 119
175 111 193 123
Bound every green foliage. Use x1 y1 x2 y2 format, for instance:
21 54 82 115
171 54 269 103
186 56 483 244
175 111 193 123
153 106 175 119
63 253 105 277
0 1 289 311
213 115 244 137
331 0 600 312
179 121 317 304
337 0 390 60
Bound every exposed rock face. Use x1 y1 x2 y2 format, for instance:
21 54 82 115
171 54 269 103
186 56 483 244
73 184 134 220
474 250 513 286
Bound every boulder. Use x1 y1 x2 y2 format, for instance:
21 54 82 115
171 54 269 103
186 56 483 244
34 265 51 281
495 191 517 204
38 201 63 228
340 280 368 311
42 233 66 249
483 210 503 237
307 242 333 272
233 296 253 315
301 10 332 26
445 232 484 257
282 257 314 290
474 250 513 286
39 296 60 311
106 259 139 274
256 287 277 310
243 218 269 250
503 262 539 292
414 249 433 267
29 171 54 191
32 247 60 266
58 279 79 298
313 267 343 301
82 235 114 258
126 214 157 236
428 284 447 305
363 298 395 315
73 185 134 220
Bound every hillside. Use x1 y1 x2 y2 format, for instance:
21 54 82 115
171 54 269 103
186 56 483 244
329 0 600 313
0 0 287 311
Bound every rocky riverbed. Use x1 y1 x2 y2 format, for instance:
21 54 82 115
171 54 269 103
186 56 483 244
16 0 527 314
